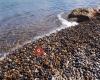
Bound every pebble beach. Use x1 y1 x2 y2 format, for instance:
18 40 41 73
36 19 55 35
0 14 100 80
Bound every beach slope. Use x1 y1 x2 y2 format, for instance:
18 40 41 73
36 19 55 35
0 10 100 80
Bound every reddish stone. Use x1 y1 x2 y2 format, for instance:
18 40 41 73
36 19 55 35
34 47 44 56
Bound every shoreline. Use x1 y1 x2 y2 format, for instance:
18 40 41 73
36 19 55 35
0 12 78 60
0 10 100 79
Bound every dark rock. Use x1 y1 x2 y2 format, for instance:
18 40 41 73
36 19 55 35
68 7 100 22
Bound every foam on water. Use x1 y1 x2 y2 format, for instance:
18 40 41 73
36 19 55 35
0 12 78 61
34 12 78 40
57 12 78 27
0 52 9 61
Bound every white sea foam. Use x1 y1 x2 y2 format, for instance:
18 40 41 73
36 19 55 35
0 52 9 61
57 12 78 27
34 12 78 40
0 12 78 61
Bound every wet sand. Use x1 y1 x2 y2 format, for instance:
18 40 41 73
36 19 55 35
0 17 100 80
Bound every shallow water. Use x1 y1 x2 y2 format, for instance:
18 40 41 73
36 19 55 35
0 0 100 53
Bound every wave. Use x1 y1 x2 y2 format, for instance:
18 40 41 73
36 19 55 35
0 12 79 61
57 12 78 27
34 12 78 40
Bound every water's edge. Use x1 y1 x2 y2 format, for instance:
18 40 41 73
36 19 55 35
0 12 79 60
